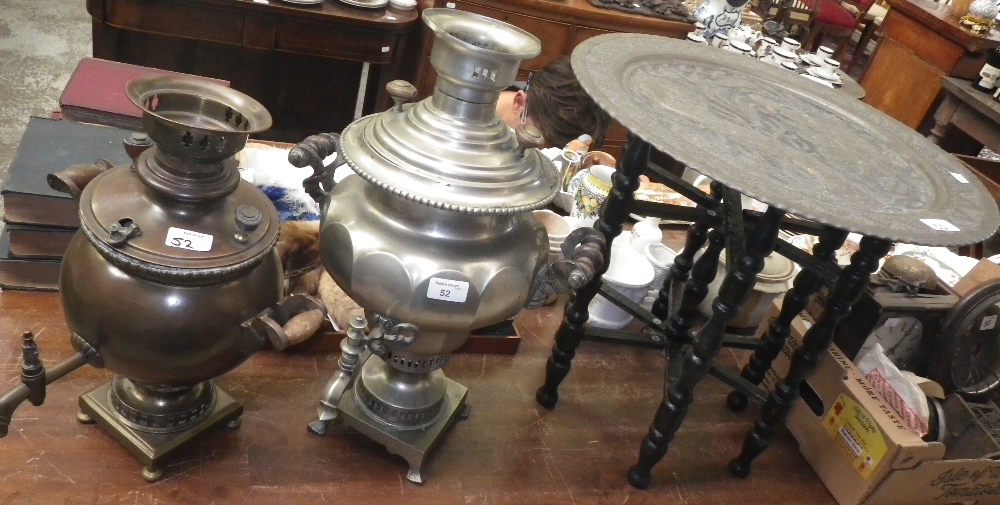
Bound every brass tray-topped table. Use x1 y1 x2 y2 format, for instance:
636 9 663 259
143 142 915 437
534 34 1000 489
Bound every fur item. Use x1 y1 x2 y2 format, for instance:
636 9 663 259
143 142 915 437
276 220 365 331
318 271 366 331
277 221 324 296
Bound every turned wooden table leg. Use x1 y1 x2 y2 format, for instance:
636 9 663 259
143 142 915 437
535 135 648 409
725 226 847 412
928 93 959 146
626 205 785 490
728 235 892 478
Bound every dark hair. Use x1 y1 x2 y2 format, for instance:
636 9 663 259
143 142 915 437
525 57 612 149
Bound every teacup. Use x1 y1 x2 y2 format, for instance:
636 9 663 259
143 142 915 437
693 21 707 37
756 37 777 59
712 33 730 48
818 57 840 79
725 40 753 55
780 37 801 53
815 46 834 60
768 47 797 67
686 33 708 44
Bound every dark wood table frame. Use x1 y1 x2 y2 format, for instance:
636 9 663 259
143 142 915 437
87 0 419 142
535 134 892 489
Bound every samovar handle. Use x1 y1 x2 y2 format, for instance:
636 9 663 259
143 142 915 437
288 132 340 205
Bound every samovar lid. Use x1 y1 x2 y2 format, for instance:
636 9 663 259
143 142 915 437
339 9 560 215
76 76 279 273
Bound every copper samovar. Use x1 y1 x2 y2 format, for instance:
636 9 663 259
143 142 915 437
0 76 323 481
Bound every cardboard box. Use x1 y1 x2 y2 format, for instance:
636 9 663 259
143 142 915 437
752 301 1000 505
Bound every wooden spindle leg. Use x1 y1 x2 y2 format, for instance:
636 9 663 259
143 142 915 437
728 236 892 478
535 135 648 409
626 206 785 489
725 226 847 412
650 185 723 322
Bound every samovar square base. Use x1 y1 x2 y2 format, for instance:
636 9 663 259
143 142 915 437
78 382 243 481
338 376 468 485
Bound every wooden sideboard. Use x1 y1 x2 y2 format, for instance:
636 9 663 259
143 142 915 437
87 0 420 142
403 0 693 157
860 0 1000 130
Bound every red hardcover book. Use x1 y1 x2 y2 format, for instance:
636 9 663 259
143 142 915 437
58 57 229 130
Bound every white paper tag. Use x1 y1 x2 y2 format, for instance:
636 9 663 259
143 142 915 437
446 1 455 6
427 277 469 303
920 218 960 232
165 227 214 252
950 172 970 183
252 0 268 4
981 314 998 331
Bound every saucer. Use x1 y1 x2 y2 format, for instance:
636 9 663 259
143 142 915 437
806 66 842 84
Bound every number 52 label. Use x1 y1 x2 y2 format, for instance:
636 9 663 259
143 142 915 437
427 277 470 303
165 227 214 252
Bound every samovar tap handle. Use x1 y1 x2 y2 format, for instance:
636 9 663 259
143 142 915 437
308 316 372 436
0 332 100 438
289 132 340 205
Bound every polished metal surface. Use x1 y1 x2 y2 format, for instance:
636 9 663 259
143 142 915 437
321 176 547 341
355 357 447 429
338 8 559 215
48 76 286 479
306 10 555 482
337 366 468 485
572 34 999 247
79 382 242 482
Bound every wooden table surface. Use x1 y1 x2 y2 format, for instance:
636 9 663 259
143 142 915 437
0 289 836 504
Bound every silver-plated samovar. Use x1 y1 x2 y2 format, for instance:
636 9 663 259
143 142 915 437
0 76 324 481
288 9 600 483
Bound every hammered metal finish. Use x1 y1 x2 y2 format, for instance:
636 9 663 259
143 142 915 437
572 34 999 247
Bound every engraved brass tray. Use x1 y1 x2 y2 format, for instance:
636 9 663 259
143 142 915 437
572 34 999 247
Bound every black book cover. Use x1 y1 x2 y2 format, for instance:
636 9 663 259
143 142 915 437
5 222 76 260
1 116 133 228
0 226 61 291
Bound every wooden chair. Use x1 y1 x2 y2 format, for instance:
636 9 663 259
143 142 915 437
751 0 819 39
845 0 888 72
800 0 878 62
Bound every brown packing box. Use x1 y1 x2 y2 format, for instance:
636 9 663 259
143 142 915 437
752 301 1000 505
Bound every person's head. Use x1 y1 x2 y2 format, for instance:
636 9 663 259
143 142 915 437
499 57 612 149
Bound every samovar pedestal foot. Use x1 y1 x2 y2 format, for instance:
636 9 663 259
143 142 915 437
337 376 469 485
78 381 243 482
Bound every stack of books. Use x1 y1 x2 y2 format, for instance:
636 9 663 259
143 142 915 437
0 117 134 290
0 58 229 291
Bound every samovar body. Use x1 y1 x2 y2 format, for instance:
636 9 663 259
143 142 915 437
296 9 560 483
0 75 321 482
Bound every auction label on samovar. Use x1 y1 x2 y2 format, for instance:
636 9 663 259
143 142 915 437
165 227 214 252
427 277 469 303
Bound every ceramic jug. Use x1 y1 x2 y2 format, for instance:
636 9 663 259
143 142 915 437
570 164 614 228
692 0 751 40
